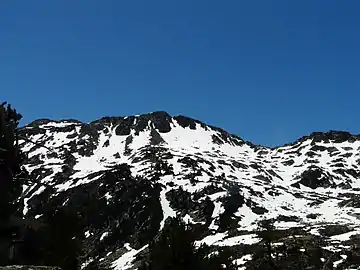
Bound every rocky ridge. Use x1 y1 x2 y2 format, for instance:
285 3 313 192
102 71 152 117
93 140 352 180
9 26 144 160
18 112 360 269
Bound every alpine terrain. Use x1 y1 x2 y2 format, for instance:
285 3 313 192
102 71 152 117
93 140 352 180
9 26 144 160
18 111 360 269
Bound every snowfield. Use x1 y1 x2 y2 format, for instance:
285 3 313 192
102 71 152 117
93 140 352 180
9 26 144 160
19 113 360 269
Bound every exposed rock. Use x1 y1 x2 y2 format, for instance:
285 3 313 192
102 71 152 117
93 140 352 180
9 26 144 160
319 224 351 237
17 112 360 269
149 129 165 146
292 167 335 189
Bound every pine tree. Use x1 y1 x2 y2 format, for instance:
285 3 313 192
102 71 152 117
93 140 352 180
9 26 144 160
140 217 235 270
0 102 83 269
251 219 278 270
145 217 197 270
0 102 26 264
0 103 24 221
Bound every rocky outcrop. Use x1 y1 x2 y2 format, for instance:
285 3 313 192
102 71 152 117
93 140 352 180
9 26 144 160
17 112 360 269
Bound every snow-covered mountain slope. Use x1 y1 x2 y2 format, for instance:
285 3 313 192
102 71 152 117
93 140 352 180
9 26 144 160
19 112 360 269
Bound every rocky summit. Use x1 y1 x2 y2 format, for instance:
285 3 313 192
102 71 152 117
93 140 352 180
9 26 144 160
18 112 360 269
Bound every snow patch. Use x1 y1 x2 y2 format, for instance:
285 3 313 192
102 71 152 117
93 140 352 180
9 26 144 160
112 244 148 270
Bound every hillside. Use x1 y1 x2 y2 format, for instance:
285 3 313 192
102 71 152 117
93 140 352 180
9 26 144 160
18 111 360 269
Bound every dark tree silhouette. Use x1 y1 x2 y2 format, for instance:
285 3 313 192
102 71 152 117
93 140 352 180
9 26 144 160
0 102 27 264
139 217 236 270
0 102 83 269
251 219 278 270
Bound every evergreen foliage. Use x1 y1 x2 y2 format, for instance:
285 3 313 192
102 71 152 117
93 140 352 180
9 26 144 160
0 102 24 223
247 220 330 270
218 184 244 231
0 102 83 269
0 102 26 264
139 217 236 270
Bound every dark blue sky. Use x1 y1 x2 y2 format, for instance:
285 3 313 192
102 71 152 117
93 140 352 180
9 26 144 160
1 1 359 146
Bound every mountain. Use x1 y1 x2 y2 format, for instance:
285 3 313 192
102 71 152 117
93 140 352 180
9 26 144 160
18 111 360 269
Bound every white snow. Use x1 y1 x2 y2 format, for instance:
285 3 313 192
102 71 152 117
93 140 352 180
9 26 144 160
112 244 148 270
40 121 79 129
331 230 359 242
100 231 109 241
216 234 259 246
233 254 252 267
195 232 227 246
212 201 225 218
19 115 360 267
159 187 177 229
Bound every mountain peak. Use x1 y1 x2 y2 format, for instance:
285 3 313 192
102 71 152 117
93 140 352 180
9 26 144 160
17 112 360 269
24 114 360 150
296 130 360 144
88 111 202 135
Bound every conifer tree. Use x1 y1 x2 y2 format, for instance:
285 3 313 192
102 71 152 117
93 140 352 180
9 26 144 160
0 102 26 264
0 102 84 268
251 219 278 270
0 102 24 221
140 217 235 270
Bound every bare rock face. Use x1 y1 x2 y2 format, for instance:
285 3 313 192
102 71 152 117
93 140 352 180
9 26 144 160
291 166 335 189
17 112 360 269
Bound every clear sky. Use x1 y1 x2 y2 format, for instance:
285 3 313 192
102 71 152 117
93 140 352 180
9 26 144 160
1 1 359 146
